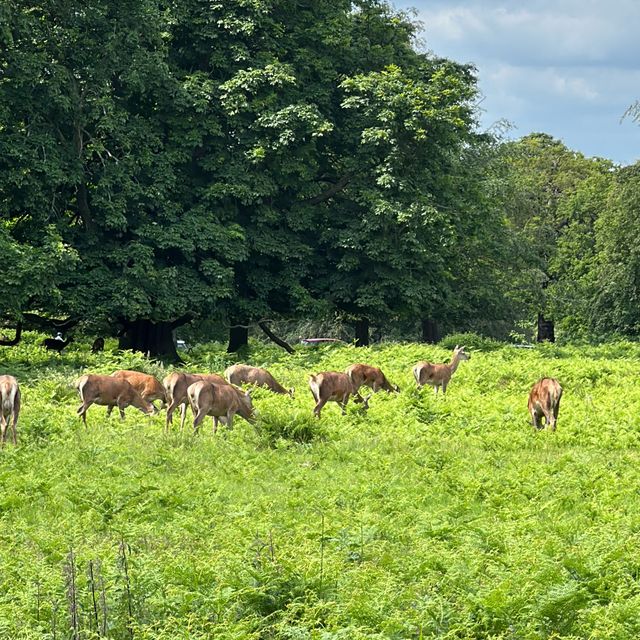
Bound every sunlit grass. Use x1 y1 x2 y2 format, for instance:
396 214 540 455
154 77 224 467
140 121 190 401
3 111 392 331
2 334 640 637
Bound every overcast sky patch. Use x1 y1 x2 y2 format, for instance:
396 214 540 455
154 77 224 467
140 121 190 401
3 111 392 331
394 0 640 164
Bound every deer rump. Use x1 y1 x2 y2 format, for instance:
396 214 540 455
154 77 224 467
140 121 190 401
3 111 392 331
187 380 254 433
309 372 370 418
528 378 562 431
0 375 20 444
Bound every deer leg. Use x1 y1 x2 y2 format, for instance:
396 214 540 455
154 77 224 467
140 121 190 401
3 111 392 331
313 397 328 419
0 416 7 445
179 403 188 431
552 403 560 432
226 412 234 431
165 398 178 430
531 409 543 430
213 417 220 434
106 405 114 418
8 414 17 445
442 382 448 395
192 411 206 434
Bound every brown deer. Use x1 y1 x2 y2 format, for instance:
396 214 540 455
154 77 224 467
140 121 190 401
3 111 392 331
0 375 20 445
224 364 294 397
74 374 156 426
528 378 563 431
187 380 255 434
111 370 166 411
163 372 229 431
345 363 399 394
413 345 470 395
308 371 371 418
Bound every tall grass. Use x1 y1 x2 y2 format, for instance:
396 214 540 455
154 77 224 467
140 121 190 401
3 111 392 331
2 334 640 638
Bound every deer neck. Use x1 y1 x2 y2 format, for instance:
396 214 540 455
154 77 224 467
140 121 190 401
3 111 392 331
448 353 462 375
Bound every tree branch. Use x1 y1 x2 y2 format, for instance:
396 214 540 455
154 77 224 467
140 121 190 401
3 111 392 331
170 314 194 330
303 172 354 205
22 313 79 333
0 322 22 347
258 321 295 354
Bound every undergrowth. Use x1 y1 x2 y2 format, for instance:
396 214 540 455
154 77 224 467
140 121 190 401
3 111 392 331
2 333 640 638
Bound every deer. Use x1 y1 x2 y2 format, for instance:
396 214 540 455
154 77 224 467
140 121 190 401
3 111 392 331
413 345 470 395
74 374 156 426
308 371 371 418
163 372 229 431
188 380 255 434
528 378 563 432
345 364 399 394
111 370 166 412
0 375 20 445
224 364 294 397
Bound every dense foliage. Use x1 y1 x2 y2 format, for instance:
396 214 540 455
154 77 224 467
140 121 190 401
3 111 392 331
3 336 640 637
0 0 521 354
2 1 640 349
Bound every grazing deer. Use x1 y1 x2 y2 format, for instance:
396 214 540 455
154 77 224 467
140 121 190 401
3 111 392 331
188 380 255 434
345 363 399 394
528 378 563 431
163 372 228 431
308 371 371 418
91 337 105 353
413 345 470 395
111 370 166 411
0 375 20 445
74 374 156 426
224 364 294 397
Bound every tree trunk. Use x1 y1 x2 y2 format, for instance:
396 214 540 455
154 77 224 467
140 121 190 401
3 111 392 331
227 324 249 353
119 319 181 362
421 318 440 344
354 318 370 347
537 313 555 343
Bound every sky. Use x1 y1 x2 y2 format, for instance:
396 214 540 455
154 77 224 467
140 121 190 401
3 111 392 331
393 0 640 165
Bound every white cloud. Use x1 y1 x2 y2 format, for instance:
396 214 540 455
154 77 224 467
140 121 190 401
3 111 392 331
394 0 640 163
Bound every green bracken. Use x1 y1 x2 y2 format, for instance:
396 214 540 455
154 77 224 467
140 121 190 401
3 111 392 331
2 333 640 638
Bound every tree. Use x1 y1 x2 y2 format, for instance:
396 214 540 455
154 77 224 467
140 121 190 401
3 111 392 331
500 134 607 341
589 163 640 335
1 0 245 359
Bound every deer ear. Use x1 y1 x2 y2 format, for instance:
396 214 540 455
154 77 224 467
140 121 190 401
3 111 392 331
455 344 459 350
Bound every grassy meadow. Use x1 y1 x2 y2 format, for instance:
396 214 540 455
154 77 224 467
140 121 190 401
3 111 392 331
2 333 640 638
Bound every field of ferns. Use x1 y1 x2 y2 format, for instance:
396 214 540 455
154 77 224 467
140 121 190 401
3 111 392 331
2 332 640 639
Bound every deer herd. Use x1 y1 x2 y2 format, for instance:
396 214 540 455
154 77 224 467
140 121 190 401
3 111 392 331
0 345 564 445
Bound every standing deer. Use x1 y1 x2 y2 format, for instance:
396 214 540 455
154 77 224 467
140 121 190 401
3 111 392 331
187 380 255 434
308 371 371 418
0 375 20 445
224 364 294 397
345 364 399 394
74 374 156 426
528 378 563 431
413 345 470 394
111 370 166 411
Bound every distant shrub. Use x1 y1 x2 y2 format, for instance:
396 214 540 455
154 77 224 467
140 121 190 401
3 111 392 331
438 332 502 352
